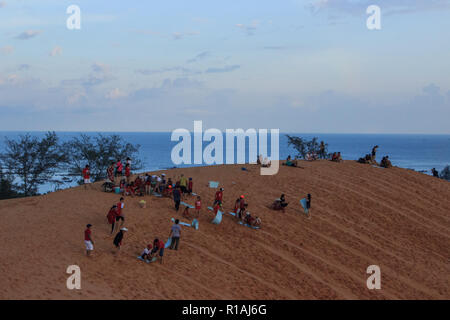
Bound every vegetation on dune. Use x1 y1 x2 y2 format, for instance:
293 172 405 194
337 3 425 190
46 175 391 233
0 132 142 198
286 135 328 159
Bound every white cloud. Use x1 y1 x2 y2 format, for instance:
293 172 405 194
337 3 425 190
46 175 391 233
105 88 127 100
0 45 14 55
15 30 42 40
49 46 62 57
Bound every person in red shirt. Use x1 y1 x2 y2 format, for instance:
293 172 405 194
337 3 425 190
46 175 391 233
125 164 131 184
82 165 91 189
84 224 94 256
107 162 115 183
213 188 224 206
238 195 247 220
195 196 201 216
106 205 118 234
115 159 123 184
150 238 165 264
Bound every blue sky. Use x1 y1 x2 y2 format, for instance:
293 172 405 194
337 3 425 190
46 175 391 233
0 0 449 133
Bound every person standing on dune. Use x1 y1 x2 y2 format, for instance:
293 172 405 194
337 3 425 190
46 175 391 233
84 224 94 256
173 185 181 211
169 219 181 250
113 227 127 253
82 165 91 190
214 188 224 207
306 194 312 219
114 197 125 232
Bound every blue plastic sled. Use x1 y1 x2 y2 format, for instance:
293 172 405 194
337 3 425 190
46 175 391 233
137 256 157 263
209 181 219 188
207 206 224 224
171 217 199 230
153 192 162 197
165 237 172 249
180 201 194 209
238 221 260 230
300 198 309 215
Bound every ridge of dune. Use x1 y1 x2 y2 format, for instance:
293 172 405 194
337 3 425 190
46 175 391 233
0 161 449 300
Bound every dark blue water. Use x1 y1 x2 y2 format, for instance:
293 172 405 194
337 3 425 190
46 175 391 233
0 132 449 192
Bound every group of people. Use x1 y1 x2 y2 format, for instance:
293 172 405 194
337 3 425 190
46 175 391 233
84 195 183 263
257 154 272 167
331 152 343 162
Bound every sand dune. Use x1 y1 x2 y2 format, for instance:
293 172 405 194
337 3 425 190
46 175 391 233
0 161 449 300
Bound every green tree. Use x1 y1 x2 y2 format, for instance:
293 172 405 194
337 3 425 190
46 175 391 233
0 132 66 196
286 135 325 159
440 165 450 181
0 167 21 199
62 134 143 183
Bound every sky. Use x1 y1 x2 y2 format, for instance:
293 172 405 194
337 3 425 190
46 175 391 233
0 0 449 133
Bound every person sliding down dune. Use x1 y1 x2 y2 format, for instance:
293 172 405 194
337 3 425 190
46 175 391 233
271 194 288 212
244 212 261 227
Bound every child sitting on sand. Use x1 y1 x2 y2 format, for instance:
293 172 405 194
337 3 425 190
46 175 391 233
244 212 261 227
140 244 153 261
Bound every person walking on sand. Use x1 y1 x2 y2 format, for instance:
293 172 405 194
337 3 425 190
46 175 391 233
306 194 312 219
113 227 128 252
84 224 94 256
169 219 181 250
107 205 118 234
114 197 125 232
172 185 181 211
214 188 224 206
82 165 91 190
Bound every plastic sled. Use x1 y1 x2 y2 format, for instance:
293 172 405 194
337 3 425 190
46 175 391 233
209 181 219 188
211 210 223 225
300 198 309 215
137 256 149 263
180 201 194 209
238 221 260 230
165 237 172 249
171 218 199 230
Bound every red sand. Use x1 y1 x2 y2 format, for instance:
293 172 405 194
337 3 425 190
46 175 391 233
0 161 449 299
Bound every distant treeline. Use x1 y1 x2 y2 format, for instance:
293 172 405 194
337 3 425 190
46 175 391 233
0 132 142 199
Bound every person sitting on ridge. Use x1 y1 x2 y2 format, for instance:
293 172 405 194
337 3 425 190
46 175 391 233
284 155 298 167
431 168 439 178
380 156 392 168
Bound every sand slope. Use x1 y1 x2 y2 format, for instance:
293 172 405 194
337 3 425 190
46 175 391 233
0 161 449 300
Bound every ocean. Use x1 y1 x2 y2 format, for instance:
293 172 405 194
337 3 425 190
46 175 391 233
0 132 449 192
